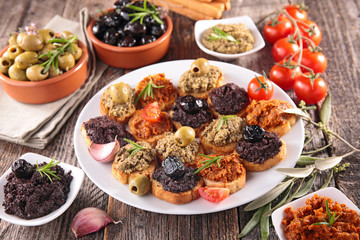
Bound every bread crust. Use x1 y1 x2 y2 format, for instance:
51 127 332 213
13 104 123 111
151 177 204 204
81 123 92 148
203 170 246 194
177 75 223 99
266 116 296 137
239 139 287 172
100 91 134 124
112 159 157 184
199 134 237 155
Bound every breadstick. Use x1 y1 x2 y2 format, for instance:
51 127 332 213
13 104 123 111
208 2 225 11
213 0 230 2
195 0 213 2
162 0 223 19
224 1 231 10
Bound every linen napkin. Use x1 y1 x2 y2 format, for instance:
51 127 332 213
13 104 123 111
0 8 107 149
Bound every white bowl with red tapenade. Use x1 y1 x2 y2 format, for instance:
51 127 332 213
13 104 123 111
0 152 84 226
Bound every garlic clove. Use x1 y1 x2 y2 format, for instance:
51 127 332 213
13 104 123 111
88 138 120 163
71 207 120 238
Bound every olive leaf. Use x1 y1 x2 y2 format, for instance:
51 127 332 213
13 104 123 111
260 203 271 240
238 207 264 238
292 172 317 198
244 179 293 211
320 169 334 189
207 26 239 44
320 93 331 125
315 156 342 171
276 166 314 178
262 182 294 217
296 155 317 166
283 108 311 120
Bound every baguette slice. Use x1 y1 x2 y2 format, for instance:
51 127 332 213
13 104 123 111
202 169 246 194
112 159 157 184
100 91 135 124
199 134 237 155
177 76 223 99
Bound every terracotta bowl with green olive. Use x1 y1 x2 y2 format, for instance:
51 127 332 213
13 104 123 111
0 30 88 104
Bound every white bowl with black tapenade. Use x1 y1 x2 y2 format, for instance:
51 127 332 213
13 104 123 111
0 152 84 226
194 16 265 60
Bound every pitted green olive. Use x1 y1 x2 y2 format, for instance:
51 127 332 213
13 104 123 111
71 43 82 60
14 51 38 69
190 58 210 76
49 66 62 78
109 82 131 104
174 126 196 147
38 43 57 61
26 65 49 81
59 31 74 39
58 52 75 71
129 175 151 196
17 34 43 51
0 57 13 73
8 64 27 81
6 45 23 60
8 33 18 45
37 28 55 43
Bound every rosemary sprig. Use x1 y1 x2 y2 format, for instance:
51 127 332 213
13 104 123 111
36 158 61 182
194 154 223 175
134 76 164 104
124 138 144 158
127 0 163 25
217 115 237 131
312 199 340 226
38 35 78 74
207 26 239 44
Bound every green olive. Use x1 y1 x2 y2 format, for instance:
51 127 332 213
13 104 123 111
48 66 62 78
174 126 196 147
17 33 43 51
26 65 49 81
8 33 18 45
8 64 27 81
37 28 55 43
129 175 151 196
59 31 74 39
6 45 23 60
14 51 38 69
58 52 75 71
109 82 131 104
0 57 13 74
71 43 82 60
38 43 57 60
190 58 210 76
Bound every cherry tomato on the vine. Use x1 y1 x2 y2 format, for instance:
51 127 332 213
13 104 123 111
263 15 294 44
293 48 327 73
272 37 300 62
283 4 308 21
269 59 302 90
141 102 161 122
248 75 274 100
199 187 230 203
293 73 327 105
297 20 322 47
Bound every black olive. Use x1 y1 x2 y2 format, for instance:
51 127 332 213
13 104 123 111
103 28 119 45
243 125 266 143
179 95 206 114
162 156 185 179
92 21 106 37
140 35 157 45
118 10 130 22
143 15 156 26
103 14 120 28
118 36 137 47
12 159 35 179
113 0 131 8
123 21 147 37
149 24 165 37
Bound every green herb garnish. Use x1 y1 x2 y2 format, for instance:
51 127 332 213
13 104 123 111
124 138 144 158
312 199 340 226
217 115 237 131
194 154 223 175
38 35 78 74
36 158 61 182
127 0 163 25
134 76 164 104
207 26 239 44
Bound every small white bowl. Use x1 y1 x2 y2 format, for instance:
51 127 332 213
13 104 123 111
0 152 84 226
194 16 265 60
272 187 360 240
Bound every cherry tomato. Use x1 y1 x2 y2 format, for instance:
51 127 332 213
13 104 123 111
293 73 327 105
199 187 230 203
263 15 294 44
247 75 274 100
272 37 300 62
297 20 322 47
293 48 327 73
141 102 161 122
283 4 308 21
269 59 302 90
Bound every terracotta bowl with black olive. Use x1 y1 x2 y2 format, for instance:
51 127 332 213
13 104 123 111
87 1 173 69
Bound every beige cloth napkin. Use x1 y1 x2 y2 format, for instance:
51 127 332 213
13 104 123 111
0 8 107 149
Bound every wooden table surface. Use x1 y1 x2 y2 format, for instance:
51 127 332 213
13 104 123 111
0 0 359 239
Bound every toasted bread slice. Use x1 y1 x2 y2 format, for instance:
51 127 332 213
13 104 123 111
202 169 246 194
199 134 237 155
266 116 296 137
169 111 209 138
177 75 223 99
100 91 135 124
81 123 92 148
207 97 248 119
112 159 157 184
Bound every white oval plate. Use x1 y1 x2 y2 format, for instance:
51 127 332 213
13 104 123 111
0 152 84 226
272 187 360 240
74 60 304 215
194 16 265 60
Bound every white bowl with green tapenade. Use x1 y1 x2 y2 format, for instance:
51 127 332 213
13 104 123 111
194 16 265 60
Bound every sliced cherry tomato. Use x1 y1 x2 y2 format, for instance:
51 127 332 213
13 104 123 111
297 20 322 47
263 15 294 44
247 75 274 100
141 102 161 122
293 48 327 73
283 4 308 21
269 59 302 90
199 187 230 203
293 73 327 105
272 37 300 62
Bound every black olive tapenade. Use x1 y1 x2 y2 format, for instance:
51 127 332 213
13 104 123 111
209 83 248 115
152 167 200 193
236 131 282 164
83 115 134 146
171 96 212 129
